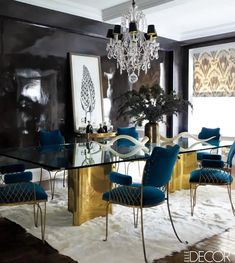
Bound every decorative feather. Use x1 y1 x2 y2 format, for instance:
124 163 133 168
80 65 96 122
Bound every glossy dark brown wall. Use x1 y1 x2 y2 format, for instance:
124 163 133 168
0 0 177 149
0 20 107 147
0 0 113 148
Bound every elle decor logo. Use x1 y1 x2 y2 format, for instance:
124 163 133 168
184 250 231 263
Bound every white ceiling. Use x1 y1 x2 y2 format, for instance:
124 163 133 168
15 0 235 41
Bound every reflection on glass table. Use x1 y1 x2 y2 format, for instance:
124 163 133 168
0 138 233 225
0 137 232 170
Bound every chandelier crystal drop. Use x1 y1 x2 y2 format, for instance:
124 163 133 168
106 0 160 84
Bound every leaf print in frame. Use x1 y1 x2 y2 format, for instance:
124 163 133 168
80 65 96 123
70 53 104 132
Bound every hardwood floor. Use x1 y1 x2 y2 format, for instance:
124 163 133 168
154 228 235 263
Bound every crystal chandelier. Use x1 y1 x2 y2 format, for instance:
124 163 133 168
106 0 160 84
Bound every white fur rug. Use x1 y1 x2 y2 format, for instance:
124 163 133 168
0 185 235 263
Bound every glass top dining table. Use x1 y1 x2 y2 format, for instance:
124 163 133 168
0 137 233 226
0 138 232 171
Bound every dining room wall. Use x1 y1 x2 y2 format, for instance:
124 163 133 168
0 0 177 150
0 0 110 148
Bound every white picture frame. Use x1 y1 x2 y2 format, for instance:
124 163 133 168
70 53 104 132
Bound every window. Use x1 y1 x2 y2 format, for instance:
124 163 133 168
188 42 235 137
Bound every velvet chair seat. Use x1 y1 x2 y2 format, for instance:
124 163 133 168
103 185 165 207
190 169 233 184
0 182 48 203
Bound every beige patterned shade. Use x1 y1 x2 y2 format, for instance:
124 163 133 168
193 48 235 97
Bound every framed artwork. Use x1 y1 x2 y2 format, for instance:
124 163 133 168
70 53 104 132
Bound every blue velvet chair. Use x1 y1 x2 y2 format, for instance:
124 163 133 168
0 166 47 242
198 127 220 143
116 126 140 174
102 145 185 263
190 141 235 216
116 126 139 146
197 127 221 161
38 129 66 199
39 129 65 146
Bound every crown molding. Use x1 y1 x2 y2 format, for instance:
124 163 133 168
180 22 235 41
102 0 174 21
15 0 102 21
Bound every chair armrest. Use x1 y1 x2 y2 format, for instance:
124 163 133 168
108 171 132 185
201 159 224 168
4 171 32 184
0 164 25 174
202 154 222 160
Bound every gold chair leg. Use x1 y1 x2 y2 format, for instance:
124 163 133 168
47 171 53 198
190 184 193 216
33 204 37 227
124 162 127 174
126 161 141 177
33 204 40 227
115 162 119 172
227 184 235 216
36 202 47 243
166 187 185 244
140 207 148 263
190 184 197 216
63 170 66 187
127 162 131 174
116 160 127 174
39 168 43 185
133 207 139 228
50 170 60 200
137 161 141 177
33 202 46 243
48 169 67 199
41 201 47 243
103 202 110 241
52 171 57 200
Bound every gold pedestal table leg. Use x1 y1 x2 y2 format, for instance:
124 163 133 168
68 164 112 226
169 152 198 192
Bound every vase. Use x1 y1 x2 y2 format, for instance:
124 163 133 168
144 122 160 145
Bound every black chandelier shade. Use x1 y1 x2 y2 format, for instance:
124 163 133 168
106 24 157 40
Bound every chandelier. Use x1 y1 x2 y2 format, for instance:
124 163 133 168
106 0 160 84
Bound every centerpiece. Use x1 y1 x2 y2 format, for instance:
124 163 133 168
117 84 193 143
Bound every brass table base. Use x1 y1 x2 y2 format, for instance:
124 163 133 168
169 152 198 192
68 164 112 225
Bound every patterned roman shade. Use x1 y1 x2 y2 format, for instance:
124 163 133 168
193 48 235 97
